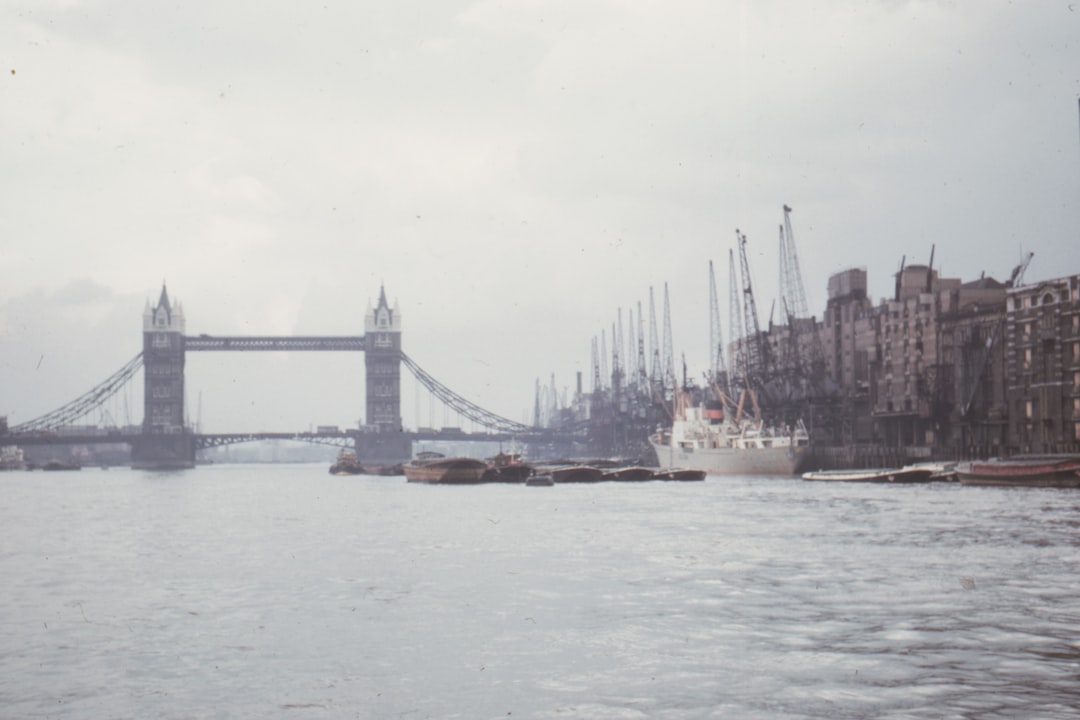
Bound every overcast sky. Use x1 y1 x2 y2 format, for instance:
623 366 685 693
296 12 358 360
3 0 1079 433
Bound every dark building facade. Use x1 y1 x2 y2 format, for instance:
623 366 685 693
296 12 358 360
936 277 1010 458
782 263 1080 462
1005 275 1080 454
752 262 1042 463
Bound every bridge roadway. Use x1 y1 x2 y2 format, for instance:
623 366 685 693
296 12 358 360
183 336 366 351
1 427 577 449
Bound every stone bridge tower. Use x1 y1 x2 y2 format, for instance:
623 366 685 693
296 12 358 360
132 284 195 469
364 286 402 431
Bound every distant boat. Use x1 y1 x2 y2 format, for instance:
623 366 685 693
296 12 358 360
404 455 489 484
802 466 933 483
329 449 365 476
0 446 26 471
486 451 534 483
955 455 1080 488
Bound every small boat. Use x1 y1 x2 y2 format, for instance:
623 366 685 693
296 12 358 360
404 455 489 484
801 466 933 483
955 455 1080 488
329 449 365 476
485 451 534 483
651 468 706 481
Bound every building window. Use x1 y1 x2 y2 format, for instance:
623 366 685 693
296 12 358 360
1026 400 1033 419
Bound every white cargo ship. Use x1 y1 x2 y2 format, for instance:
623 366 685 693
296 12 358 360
649 402 810 476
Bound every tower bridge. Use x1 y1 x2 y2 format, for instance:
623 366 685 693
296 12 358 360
3 284 573 469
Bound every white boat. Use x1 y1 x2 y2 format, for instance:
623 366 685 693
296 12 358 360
801 467 933 483
649 401 810 476
1 446 26 471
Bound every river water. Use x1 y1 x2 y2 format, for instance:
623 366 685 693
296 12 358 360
2 465 1079 719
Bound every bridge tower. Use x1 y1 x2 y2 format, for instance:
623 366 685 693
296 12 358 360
132 284 195 469
364 286 402 431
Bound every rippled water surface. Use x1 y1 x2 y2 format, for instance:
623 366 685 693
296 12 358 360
2 465 1079 719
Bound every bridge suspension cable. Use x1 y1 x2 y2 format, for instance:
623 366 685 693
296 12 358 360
12 352 144 433
399 352 534 434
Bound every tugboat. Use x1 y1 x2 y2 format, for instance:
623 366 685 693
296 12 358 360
329 449 365 476
485 451 534 483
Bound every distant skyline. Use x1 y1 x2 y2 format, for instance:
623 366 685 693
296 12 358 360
3 1 1079 432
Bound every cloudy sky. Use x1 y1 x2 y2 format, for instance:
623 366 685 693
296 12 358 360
2 0 1079 433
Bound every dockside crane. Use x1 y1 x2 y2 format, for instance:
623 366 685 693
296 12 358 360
737 229 769 393
1008 251 1034 288
591 336 601 394
600 330 609 394
778 205 828 397
662 282 676 392
778 204 810 323
733 229 773 424
636 300 649 391
648 287 662 390
728 249 745 394
777 221 805 387
533 377 541 427
708 259 728 393
610 317 623 403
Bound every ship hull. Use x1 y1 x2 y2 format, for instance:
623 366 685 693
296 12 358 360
650 437 808 476
956 456 1080 488
404 457 489 484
